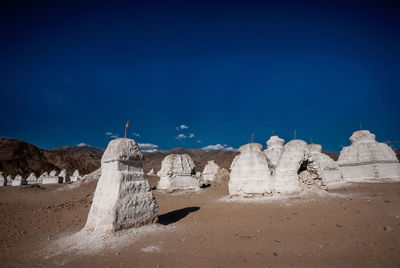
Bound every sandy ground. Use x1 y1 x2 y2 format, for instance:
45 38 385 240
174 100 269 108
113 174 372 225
0 177 400 267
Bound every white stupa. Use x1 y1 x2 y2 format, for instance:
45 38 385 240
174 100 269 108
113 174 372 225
26 173 37 184
37 172 48 184
0 172 6 186
71 170 81 182
49 170 58 176
12 175 27 186
338 130 400 182
264 136 285 173
42 173 62 184
6 175 13 186
202 160 220 182
272 140 308 194
84 138 158 233
307 144 343 186
157 154 200 191
59 170 70 183
229 143 272 196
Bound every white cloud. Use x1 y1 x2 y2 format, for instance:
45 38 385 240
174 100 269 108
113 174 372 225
202 144 237 152
175 134 186 140
196 140 202 143
138 143 159 152
105 132 113 136
189 133 195 138
176 124 189 130
132 132 140 137
144 149 158 153
76 143 89 147
110 134 119 139
384 140 400 149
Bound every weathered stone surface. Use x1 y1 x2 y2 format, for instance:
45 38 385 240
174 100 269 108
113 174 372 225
229 143 271 196
26 173 37 184
338 130 400 182
84 138 158 233
49 170 58 176
272 140 308 194
146 169 155 176
214 167 230 183
264 136 285 173
308 144 343 186
12 175 27 186
157 154 199 191
202 160 220 182
0 172 6 186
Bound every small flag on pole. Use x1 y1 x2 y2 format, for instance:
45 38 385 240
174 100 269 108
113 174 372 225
124 120 129 138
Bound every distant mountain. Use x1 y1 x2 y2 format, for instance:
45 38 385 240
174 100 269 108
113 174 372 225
50 145 105 157
0 138 101 177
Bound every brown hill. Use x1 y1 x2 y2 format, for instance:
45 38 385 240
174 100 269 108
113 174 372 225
0 138 101 177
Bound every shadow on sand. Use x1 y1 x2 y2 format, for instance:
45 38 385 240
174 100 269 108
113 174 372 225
158 206 200 225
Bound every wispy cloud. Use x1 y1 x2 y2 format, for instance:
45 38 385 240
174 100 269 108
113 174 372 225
175 133 186 140
76 143 89 147
196 140 202 143
176 124 189 130
189 133 195 138
202 144 237 152
384 140 400 149
138 143 159 152
105 132 113 136
110 134 119 139
132 132 140 137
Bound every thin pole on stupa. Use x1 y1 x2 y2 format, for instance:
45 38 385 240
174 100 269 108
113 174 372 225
360 123 362 130
251 133 254 144
272 130 275 136
294 130 297 140
310 137 313 144
124 120 129 138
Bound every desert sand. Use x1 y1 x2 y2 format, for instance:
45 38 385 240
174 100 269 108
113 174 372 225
0 176 399 267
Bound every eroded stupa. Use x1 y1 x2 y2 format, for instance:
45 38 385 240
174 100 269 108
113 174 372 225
26 173 37 184
59 170 70 183
229 143 271 196
264 136 285 173
157 154 200 191
0 172 6 186
84 138 158 233
12 175 27 186
202 160 220 182
338 130 400 182
307 144 343 186
71 170 81 182
272 140 308 194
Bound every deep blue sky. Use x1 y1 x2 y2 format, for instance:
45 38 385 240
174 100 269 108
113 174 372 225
1 0 399 152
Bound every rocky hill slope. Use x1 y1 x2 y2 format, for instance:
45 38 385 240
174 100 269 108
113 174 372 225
0 138 101 177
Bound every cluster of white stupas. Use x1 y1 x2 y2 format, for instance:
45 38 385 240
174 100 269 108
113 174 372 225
66 129 400 235
0 169 82 187
228 129 400 197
